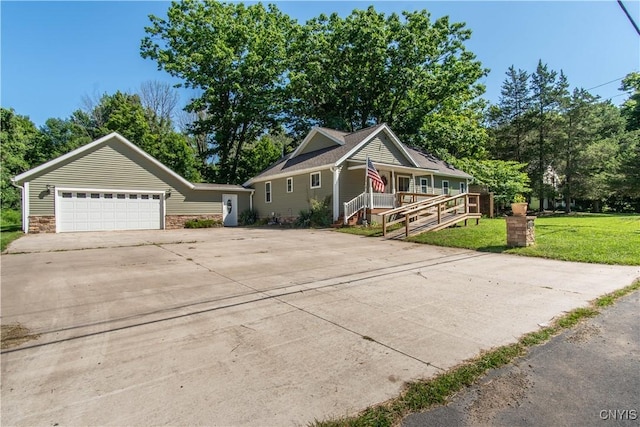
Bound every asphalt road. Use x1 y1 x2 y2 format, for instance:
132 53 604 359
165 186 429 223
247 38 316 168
403 290 640 427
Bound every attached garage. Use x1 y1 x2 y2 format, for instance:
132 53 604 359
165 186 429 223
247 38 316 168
12 132 253 233
56 189 164 232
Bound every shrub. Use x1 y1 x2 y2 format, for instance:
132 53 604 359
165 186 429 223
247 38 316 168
184 218 221 228
239 209 258 226
296 196 332 228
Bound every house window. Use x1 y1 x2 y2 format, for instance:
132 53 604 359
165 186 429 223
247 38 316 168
398 176 410 192
310 172 321 189
460 182 466 194
420 177 430 194
265 181 272 203
286 177 293 193
442 180 449 195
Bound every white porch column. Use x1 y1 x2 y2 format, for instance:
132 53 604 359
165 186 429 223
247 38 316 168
369 178 374 210
332 166 342 221
391 170 396 193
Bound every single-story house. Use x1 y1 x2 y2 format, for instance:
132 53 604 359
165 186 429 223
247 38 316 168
244 123 472 223
12 132 253 233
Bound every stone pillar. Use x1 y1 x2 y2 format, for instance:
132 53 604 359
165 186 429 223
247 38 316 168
506 215 535 247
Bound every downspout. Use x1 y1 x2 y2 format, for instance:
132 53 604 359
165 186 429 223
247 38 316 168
249 189 255 211
10 179 28 233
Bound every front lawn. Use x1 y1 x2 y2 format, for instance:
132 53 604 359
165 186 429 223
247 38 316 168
407 214 639 265
1 209 23 252
339 214 640 265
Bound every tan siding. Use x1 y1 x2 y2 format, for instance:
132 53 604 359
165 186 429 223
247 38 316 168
339 168 366 209
252 169 332 218
351 132 412 166
27 139 241 217
298 133 338 155
433 177 466 195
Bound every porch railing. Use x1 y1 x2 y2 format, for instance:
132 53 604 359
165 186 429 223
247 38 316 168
343 192 396 224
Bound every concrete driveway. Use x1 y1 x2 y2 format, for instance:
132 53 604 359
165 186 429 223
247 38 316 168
1 228 638 426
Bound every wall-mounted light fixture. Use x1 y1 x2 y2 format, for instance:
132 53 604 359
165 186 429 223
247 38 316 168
165 189 172 196
45 184 53 194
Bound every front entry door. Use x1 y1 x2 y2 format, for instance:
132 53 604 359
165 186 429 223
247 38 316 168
222 194 238 226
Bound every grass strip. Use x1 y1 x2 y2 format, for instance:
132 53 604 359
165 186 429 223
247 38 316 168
313 280 640 427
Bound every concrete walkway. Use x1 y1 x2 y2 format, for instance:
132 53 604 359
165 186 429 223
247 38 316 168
1 228 638 425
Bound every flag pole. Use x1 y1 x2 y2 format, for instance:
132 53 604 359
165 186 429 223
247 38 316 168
364 156 369 225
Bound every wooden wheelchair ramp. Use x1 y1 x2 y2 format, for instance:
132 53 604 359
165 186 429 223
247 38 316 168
382 193 482 239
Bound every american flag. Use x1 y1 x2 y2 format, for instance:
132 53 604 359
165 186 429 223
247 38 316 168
367 158 385 193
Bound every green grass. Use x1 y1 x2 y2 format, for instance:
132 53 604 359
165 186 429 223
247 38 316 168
314 280 640 427
405 214 640 265
1 209 23 252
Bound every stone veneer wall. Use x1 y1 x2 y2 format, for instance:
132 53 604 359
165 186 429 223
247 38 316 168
506 215 535 247
165 214 223 229
28 216 56 233
27 214 224 232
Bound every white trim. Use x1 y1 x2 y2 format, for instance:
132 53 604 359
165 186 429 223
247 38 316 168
397 175 411 192
332 167 341 221
310 172 321 189
420 177 430 194
54 187 165 233
55 186 166 195
265 181 272 203
289 127 344 159
286 177 294 193
13 132 195 190
334 124 418 167
346 161 438 175
23 182 29 233
244 165 330 186
442 180 450 195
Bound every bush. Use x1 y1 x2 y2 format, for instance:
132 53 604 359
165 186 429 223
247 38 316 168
295 196 332 228
239 209 259 225
184 218 221 228
1 209 22 228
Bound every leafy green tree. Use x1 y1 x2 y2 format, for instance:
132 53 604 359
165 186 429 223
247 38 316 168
453 158 530 212
0 108 38 209
288 6 488 159
79 91 201 181
620 72 640 131
614 129 640 199
141 0 295 183
236 130 290 184
29 117 91 167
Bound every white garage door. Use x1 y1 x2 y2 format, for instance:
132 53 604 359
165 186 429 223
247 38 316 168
57 190 162 232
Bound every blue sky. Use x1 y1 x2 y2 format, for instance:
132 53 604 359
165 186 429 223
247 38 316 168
2 1 639 127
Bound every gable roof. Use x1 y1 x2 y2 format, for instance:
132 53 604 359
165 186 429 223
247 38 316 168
245 124 471 184
12 132 252 192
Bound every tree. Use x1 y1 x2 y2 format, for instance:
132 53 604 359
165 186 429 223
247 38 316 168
74 91 201 181
529 61 568 211
29 117 91 167
453 158 530 212
487 66 532 162
141 0 295 184
287 6 488 159
236 130 290 184
0 108 38 209
620 72 640 131
138 80 180 126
